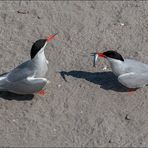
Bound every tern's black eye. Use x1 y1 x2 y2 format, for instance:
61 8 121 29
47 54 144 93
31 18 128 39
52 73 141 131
30 39 46 59
103 50 124 61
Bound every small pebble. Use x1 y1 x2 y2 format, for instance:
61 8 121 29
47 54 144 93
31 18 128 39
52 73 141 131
47 80 50 84
103 66 107 71
58 84 61 88
12 119 16 122
53 128 57 132
120 23 125 26
125 114 130 120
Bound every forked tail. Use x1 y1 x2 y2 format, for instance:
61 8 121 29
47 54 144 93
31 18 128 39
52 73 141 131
0 73 8 91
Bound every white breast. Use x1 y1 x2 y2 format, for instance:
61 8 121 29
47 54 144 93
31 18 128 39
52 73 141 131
107 58 125 76
32 49 48 77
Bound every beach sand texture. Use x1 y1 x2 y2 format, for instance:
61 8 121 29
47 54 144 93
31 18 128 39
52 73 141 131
0 1 148 147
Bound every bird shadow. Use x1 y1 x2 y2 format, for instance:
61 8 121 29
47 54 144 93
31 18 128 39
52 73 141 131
0 91 34 101
0 72 34 101
59 70 129 92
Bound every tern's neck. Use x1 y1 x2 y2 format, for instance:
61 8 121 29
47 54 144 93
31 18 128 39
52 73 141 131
32 49 47 64
107 58 123 65
107 57 124 76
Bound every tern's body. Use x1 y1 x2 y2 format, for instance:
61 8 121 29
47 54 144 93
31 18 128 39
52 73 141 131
0 51 48 94
97 50 148 88
108 58 148 76
0 34 56 94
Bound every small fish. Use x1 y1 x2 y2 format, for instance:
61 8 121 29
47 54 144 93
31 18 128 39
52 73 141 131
93 53 99 67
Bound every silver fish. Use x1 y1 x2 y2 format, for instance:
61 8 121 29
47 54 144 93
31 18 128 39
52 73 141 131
93 53 99 67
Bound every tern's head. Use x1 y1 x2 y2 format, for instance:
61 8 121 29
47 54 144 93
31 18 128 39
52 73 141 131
97 50 124 62
30 33 57 59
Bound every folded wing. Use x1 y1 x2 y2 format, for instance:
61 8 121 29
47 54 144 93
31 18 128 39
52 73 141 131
118 72 148 88
7 61 35 82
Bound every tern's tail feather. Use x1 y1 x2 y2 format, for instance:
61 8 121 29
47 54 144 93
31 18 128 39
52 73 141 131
0 86 6 91
0 73 8 91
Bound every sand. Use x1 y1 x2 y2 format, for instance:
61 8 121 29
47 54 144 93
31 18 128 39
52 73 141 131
0 1 148 147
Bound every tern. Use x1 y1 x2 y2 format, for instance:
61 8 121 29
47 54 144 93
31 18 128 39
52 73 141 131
0 34 57 95
95 50 148 89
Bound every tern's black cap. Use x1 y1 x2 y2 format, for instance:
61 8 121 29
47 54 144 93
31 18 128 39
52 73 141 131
103 50 124 61
30 39 46 59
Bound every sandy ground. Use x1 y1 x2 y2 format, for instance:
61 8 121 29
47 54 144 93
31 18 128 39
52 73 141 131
0 1 148 147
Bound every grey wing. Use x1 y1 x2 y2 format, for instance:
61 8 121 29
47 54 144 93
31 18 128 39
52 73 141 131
4 77 48 94
7 60 35 82
118 72 148 88
125 59 148 73
26 77 47 89
20 77 47 93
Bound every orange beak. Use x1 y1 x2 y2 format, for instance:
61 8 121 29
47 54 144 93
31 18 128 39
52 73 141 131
96 52 105 58
46 33 58 42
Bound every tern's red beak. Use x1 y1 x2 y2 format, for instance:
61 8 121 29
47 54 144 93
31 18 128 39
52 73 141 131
46 33 58 42
97 52 105 58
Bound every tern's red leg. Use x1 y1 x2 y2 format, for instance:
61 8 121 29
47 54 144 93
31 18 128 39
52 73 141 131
36 90 45 96
128 88 136 96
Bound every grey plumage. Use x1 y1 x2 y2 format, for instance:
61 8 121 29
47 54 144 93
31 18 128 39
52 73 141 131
96 50 148 89
0 36 53 94
107 58 148 88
